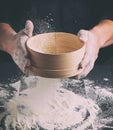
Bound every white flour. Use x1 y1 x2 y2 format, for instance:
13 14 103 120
4 76 99 130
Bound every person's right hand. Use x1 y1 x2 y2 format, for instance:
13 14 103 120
76 29 101 79
10 20 34 73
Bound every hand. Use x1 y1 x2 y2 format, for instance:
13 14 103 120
76 29 101 79
11 20 34 72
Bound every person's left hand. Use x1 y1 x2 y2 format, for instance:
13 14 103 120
76 29 101 79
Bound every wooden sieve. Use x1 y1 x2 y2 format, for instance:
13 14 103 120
26 32 86 78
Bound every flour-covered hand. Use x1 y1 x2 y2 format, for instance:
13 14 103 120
76 29 101 79
12 20 34 72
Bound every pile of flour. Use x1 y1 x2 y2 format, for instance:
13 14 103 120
3 76 99 130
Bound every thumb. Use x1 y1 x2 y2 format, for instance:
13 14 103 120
24 20 34 37
77 29 89 42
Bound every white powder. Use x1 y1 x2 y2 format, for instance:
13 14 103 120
4 76 99 130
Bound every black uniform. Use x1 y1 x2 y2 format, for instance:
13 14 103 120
0 0 113 83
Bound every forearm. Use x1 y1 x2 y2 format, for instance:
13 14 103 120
90 19 113 48
0 23 17 54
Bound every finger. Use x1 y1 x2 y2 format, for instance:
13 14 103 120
25 66 34 75
18 36 28 56
80 48 92 68
24 20 34 37
26 59 31 67
20 57 31 71
77 29 89 42
77 59 95 79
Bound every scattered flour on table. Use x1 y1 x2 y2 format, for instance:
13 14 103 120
3 76 99 130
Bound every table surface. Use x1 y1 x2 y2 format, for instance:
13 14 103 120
0 58 113 130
